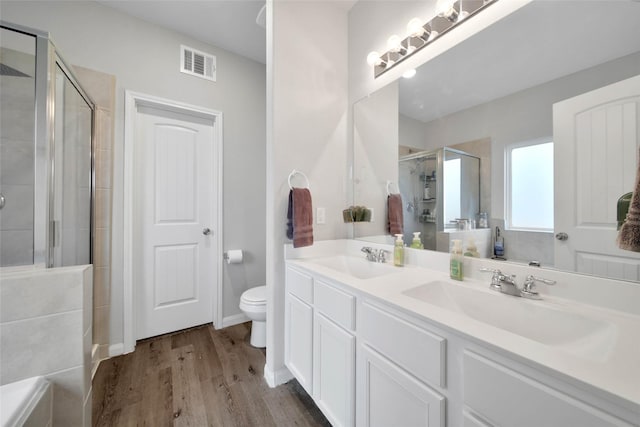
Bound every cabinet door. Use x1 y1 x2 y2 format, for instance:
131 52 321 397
313 313 356 427
285 293 313 394
357 345 445 427
464 351 634 427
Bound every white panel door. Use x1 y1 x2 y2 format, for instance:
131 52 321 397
135 106 217 339
554 74 640 280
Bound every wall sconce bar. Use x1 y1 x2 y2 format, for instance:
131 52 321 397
369 0 498 78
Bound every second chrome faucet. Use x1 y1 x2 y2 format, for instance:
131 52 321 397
479 268 556 300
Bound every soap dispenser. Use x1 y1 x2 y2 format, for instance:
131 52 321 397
394 234 404 267
410 232 424 249
464 238 479 257
450 239 464 280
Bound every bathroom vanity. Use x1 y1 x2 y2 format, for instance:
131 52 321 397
284 242 640 427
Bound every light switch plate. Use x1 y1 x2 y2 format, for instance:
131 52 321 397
317 207 326 224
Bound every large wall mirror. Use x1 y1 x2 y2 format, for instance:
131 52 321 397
352 1 640 282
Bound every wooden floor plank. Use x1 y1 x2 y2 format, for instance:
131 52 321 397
93 323 329 427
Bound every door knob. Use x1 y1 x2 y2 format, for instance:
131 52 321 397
202 228 212 236
555 232 568 241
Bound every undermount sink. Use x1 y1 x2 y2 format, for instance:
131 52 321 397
402 281 617 361
309 255 399 279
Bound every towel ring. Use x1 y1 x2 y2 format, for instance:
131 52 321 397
386 180 399 196
288 169 310 189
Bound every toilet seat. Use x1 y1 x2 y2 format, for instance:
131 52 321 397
240 285 266 306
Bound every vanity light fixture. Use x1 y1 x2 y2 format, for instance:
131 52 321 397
367 0 498 78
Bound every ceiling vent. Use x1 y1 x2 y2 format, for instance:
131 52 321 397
180 45 216 82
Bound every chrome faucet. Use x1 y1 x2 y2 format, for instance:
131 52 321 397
361 246 388 263
479 268 555 299
521 275 557 299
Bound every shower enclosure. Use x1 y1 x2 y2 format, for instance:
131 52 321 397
399 147 480 249
0 22 94 268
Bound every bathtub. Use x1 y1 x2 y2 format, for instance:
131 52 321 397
0 377 52 427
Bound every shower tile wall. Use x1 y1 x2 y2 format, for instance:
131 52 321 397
0 264 93 426
74 66 115 364
0 47 35 266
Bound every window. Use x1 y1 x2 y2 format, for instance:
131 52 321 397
443 158 461 224
506 141 554 231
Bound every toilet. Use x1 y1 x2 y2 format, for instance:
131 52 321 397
239 286 267 348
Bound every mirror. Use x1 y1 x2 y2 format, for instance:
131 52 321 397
352 1 640 281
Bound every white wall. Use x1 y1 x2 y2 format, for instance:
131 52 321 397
353 82 398 238
1 1 266 348
265 0 349 385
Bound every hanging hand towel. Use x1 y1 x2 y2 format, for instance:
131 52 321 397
387 193 404 235
617 148 640 251
287 187 314 248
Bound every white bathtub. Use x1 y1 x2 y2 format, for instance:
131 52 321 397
0 377 52 427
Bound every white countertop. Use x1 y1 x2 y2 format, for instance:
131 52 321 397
286 254 640 413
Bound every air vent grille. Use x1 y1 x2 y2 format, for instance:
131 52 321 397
180 45 216 82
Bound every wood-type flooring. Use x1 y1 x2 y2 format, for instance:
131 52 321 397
92 323 330 427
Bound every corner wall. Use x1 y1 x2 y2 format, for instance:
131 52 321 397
266 0 349 384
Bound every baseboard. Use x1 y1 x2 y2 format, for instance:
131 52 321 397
108 343 124 357
264 364 293 388
220 313 249 329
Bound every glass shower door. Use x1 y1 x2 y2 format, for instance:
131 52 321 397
51 64 93 267
0 27 37 267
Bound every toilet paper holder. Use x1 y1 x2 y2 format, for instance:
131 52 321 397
224 250 244 264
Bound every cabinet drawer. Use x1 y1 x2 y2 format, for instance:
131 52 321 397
360 302 446 388
314 279 356 331
463 351 633 427
286 266 313 304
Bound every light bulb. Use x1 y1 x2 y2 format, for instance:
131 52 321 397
402 69 417 79
366 51 382 66
387 35 402 53
406 18 425 38
436 0 459 21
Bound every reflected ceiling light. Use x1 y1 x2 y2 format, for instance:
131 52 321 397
402 69 417 79
366 0 498 78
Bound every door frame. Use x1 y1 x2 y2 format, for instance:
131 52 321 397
123 90 223 353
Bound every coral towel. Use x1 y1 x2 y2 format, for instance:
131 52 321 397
287 188 314 248
387 193 403 235
617 148 640 252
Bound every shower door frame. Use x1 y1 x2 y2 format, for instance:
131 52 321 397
1 21 96 268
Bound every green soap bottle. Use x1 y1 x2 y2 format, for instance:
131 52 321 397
394 234 404 267
410 232 424 249
450 239 464 280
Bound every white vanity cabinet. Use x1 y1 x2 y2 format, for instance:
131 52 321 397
463 351 636 427
285 265 357 427
313 278 356 427
357 301 446 427
286 261 638 427
284 266 314 394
